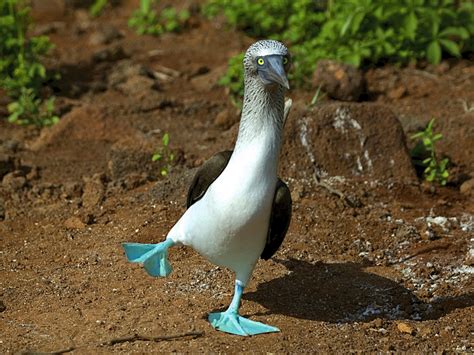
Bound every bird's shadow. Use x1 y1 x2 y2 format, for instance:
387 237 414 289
243 259 473 323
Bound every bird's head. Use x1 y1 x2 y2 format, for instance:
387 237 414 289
243 40 290 90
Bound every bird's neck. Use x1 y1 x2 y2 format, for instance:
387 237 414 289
234 77 285 155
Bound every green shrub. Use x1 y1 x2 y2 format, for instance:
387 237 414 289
128 0 190 36
152 133 175 176
205 0 474 99
0 0 57 126
411 118 449 186
89 0 108 17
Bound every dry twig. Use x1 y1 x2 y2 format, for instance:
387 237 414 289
20 331 204 354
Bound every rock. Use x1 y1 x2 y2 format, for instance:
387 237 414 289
460 178 474 196
82 173 106 210
0 153 14 179
397 322 415 335
283 102 417 180
116 75 157 96
0 300 5 312
214 109 238 130
31 0 66 21
107 140 156 180
149 168 195 204
436 112 474 171
32 22 65 36
1 139 20 153
2 171 26 191
64 216 86 230
88 25 123 46
312 60 365 101
73 9 92 33
62 182 83 199
108 60 152 86
92 44 127 63
387 85 407 100
0 198 5 221
123 173 148 190
190 65 227 92
107 60 160 95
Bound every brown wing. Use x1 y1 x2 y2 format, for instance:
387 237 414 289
186 150 233 208
260 179 292 260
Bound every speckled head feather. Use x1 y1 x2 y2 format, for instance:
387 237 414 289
236 40 291 149
243 40 290 75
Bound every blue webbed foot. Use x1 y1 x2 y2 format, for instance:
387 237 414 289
208 310 279 336
122 239 174 277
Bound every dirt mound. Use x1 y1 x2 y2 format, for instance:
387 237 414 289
283 102 416 181
437 111 474 174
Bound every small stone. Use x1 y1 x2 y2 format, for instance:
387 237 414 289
373 318 383 328
62 182 83 199
397 322 415 335
26 166 40 181
82 173 106 210
387 85 407 100
214 109 238 130
460 178 474 196
0 153 14 179
64 217 86 230
2 171 26 191
312 60 365 101
0 198 5 221
116 75 157 96
88 25 123 46
92 44 127 63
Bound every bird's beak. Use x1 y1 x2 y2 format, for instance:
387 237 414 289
258 56 290 90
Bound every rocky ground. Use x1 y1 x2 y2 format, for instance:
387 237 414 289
1 0 473 353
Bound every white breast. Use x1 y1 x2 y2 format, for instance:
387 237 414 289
168 138 278 285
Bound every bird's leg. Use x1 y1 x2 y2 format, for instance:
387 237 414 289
208 280 279 336
122 238 175 277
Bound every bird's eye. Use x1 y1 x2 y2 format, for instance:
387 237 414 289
257 58 265 66
283 57 289 65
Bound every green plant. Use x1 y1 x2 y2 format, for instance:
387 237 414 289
128 0 189 36
218 52 245 106
152 133 175 176
205 0 474 100
89 0 108 17
411 118 449 185
7 88 59 126
0 0 57 126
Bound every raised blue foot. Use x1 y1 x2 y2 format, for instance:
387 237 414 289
122 239 174 277
209 310 279 336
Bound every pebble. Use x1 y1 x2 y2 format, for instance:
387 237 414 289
397 322 415 335
460 178 474 196
312 60 365 101
64 216 86 230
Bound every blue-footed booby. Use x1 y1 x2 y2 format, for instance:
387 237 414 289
123 39 292 336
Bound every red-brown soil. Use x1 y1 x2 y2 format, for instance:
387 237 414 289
1 1 473 353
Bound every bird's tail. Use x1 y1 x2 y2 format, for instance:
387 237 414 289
122 239 174 277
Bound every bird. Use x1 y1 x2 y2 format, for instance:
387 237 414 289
122 39 292 336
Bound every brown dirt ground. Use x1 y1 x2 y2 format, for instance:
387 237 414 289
1 1 473 353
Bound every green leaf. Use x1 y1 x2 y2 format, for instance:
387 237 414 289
404 11 418 39
162 133 170 146
152 153 162 161
427 41 441 64
439 39 460 57
439 27 470 39
340 13 354 37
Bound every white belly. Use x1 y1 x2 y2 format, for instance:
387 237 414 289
168 146 278 285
